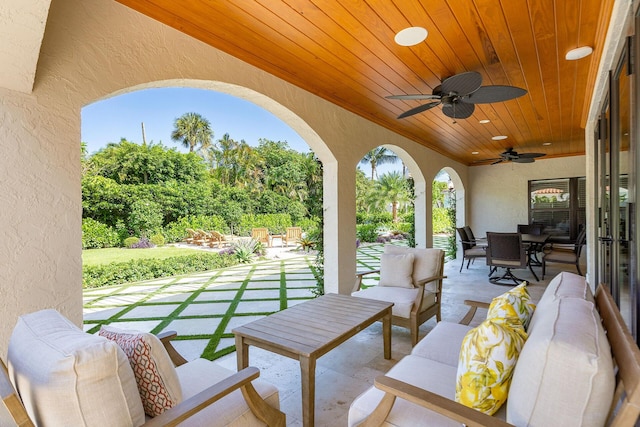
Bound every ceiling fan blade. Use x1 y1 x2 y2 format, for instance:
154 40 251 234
397 101 441 119
441 71 482 96
386 94 440 100
463 85 527 104
513 157 535 163
518 152 546 159
491 159 506 165
442 101 474 119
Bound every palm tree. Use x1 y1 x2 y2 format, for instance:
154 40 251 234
170 112 212 153
376 171 410 223
359 147 398 180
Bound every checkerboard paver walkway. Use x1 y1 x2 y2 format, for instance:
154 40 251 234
82 237 451 361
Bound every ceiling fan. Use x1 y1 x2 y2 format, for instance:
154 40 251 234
476 147 546 165
387 71 527 119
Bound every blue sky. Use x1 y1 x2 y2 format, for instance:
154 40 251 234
81 87 402 176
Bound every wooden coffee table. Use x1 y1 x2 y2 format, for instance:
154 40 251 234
233 293 393 427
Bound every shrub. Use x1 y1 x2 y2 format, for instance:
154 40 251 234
296 217 320 232
82 218 120 249
123 237 140 248
230 238 258 263
356 224 379 243
392 222 412 234
82 253 239 288
149 234 165 246
128 199 163 237
432 207 451 233
131 237 155 249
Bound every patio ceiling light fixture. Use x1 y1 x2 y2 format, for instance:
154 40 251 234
492 135 508 140
565 46 593 60
394 27 428 46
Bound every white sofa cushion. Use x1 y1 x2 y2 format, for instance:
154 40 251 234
507 298 615 427
7 309 145 427
352 286 419 318
175 358 280 426
411 321 471 367
528 271 594 334
349 355 507 427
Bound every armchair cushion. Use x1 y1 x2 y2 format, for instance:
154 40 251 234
385 245 443 290
175 358 281 425
378 253 414 288
99 325 183 417
455 318 527 415
7 309 146 426
352 286 420 318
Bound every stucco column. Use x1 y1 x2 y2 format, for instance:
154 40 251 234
322 160 357 295
413 177 429 248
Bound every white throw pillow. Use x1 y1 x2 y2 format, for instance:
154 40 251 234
378 253 415 288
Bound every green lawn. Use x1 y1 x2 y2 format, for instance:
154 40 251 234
82 246 205 266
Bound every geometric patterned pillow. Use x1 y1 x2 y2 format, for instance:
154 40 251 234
455 318 527 415
99 325 183 417
487 282 536 330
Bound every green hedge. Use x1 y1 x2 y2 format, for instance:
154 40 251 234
432 207 451 233
356 224 379 243
237 213 292 235
82 218 120 249
83 253 239 288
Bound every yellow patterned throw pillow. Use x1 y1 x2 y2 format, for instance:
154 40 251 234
455 318 527 415
487 282 536 330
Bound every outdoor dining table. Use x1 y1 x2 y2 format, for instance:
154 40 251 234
521 233 549 280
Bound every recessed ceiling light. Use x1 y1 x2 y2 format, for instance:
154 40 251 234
472 151 479 155
479 119 490 124
565 46 593 60
542 142 552 146
394 27 428 46
492 135 508 140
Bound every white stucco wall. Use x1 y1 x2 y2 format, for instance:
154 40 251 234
0 0 467 355
468 155 587 234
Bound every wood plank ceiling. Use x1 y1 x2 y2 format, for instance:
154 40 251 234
115 0 615 166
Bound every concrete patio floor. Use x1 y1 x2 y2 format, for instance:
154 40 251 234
83 242 584 426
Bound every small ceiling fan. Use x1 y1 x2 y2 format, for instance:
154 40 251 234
387 71 527 119
476 147 546 165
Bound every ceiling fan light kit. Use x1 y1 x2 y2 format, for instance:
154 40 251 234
476 147 546 165
388 71 527 119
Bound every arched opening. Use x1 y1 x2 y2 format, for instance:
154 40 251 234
80 82 338 359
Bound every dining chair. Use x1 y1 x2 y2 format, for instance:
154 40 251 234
456 227 486 272
485 232 529 286
541 228 587 279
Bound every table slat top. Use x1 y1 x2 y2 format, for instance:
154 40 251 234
233 294 392 357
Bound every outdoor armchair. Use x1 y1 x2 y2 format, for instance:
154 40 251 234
3 309 285 427
282 226 302 247
251 228 271 246
351 245 446 346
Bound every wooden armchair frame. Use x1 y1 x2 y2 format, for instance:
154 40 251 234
1 331 286 427
352 284 640 427
251 228 271 246
353 250 446 346
282 226 302 247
